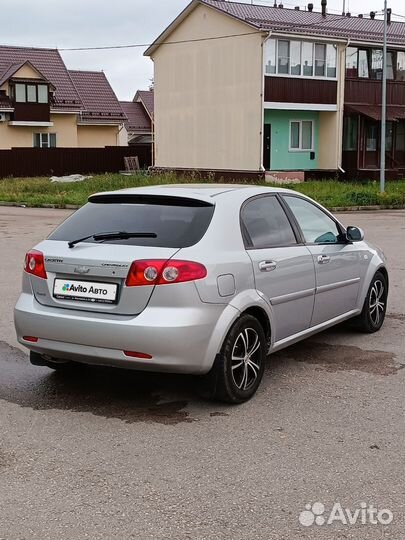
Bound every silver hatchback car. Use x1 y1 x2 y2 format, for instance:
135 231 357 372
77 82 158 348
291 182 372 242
15 185 388 403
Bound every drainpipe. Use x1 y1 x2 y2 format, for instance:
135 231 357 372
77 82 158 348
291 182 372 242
260 31 273 173
337 38 351 175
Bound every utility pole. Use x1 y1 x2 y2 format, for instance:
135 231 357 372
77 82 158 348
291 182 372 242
380 0 388 193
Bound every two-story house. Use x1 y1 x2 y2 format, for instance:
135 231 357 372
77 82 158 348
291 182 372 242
0 45 127 150
145 0 405 180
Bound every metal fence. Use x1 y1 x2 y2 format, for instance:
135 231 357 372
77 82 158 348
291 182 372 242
0 144 152 178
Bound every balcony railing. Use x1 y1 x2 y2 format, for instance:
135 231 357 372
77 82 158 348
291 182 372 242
345 79 405 106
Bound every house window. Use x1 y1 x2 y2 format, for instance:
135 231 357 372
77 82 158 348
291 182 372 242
358 50 369 78
278 40 290 74
290 41 301 75
13 83 49 104
27 85 37 103
34 133 56 148
38 85 48 103
265 39 336 79
326 44 337 78
343 117 358 151
15 83 26 103
314 44 326 77
302 41 314 76
264 39 276 74
346 47 358 77
397 52 405 81
396 121 405 152
290 120 314 151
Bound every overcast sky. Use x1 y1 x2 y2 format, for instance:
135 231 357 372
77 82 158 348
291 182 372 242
1 0 404 100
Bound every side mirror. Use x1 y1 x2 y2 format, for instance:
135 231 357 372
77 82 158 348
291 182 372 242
346 226 364 242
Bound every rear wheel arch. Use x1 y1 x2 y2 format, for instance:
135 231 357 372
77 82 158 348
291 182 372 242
241 306 271 349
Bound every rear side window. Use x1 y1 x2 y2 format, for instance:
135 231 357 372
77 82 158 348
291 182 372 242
49 196 215 248
241 196 297 249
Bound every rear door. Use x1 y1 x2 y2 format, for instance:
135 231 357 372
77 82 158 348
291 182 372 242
241 195 315 342
282 195 362 326
30 194 215 316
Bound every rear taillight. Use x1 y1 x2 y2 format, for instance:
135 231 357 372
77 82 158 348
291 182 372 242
125 260 207 287
24 250 47 279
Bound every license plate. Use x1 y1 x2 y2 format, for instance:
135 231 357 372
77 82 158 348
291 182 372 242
53 279 118 304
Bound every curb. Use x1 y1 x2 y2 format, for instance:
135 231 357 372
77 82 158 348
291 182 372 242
0 202 404 212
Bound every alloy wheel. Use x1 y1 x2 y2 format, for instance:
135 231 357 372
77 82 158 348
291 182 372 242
231 328 262 391
369 279 385 326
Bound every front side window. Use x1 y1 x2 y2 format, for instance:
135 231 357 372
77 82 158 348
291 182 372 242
290 120 313 151
283 196 341 244
34 133 56 148
241 196 297 249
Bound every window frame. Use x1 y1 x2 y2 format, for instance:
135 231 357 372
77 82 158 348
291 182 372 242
265 38 338 80
280 194 347 246
289 120 314 152
239 194 302 250
11 82 49 104
33 132 56 149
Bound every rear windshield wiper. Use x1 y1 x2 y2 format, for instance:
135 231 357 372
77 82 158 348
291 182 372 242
68 231 157 249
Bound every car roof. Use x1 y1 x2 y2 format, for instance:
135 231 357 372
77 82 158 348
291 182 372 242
91 183 297 202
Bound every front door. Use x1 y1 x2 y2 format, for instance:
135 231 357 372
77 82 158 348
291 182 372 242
263 124 271 170
241 195 315 342
282 195 362 326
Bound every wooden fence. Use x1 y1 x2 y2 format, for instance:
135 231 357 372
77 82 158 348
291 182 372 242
0 144 152 178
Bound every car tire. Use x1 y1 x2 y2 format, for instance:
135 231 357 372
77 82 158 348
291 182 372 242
203 314 266 404
30 351 78 371
353 271 388 333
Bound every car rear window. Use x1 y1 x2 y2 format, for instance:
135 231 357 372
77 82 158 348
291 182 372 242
48 195 215 248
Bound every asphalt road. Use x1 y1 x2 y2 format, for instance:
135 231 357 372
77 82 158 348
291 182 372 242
0 207 404 540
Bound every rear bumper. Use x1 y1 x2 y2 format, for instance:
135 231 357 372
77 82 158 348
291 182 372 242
14 293 227 374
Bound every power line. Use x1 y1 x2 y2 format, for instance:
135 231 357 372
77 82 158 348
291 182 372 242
59 12 379 52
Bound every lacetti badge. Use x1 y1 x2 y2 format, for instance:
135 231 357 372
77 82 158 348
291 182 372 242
62 283 108 296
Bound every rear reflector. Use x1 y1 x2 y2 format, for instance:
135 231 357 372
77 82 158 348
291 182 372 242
24 250 47 279
123 351 153 359
23 336 38 343
126 259 207 287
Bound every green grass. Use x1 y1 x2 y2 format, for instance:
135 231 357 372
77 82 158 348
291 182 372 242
0 173 404 209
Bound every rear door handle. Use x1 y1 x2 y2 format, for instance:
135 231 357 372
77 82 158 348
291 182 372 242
317 255 331 265
259 260 277 272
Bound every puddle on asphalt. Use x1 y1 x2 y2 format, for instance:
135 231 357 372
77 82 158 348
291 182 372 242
272 341 402 376
0 341 196 425
0 337 402 424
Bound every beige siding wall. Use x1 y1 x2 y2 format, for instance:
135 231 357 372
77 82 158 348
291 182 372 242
77 125 119 147
318 43 346 170
318 112 339 169
151 4 263 171
0 113 78 149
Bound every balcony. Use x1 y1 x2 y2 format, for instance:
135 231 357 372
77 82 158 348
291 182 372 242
11 102 51 123
345 79 405 106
